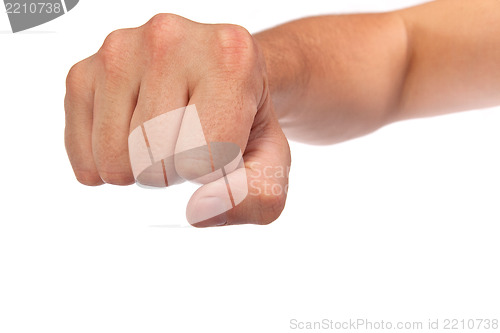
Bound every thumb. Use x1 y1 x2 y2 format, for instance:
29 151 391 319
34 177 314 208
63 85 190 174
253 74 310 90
184 102 291 227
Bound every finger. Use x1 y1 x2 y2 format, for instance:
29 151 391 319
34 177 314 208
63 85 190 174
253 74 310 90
64 57 103 186
173 76 259 184
91 29 144 185
186 103 291 227
128 71 189 188
172 25 265 182
92 67 140 185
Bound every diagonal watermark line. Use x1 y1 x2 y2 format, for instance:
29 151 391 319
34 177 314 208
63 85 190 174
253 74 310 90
140 124 155 164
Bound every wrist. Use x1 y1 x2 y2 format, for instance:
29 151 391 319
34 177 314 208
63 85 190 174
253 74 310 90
253 29 309 123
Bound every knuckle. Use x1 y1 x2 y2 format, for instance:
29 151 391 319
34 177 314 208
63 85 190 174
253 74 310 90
100 29 127 56
66 61 85 92
98 29 130 74
144 14 183 51
214 24 256 69
147 13 182 31
65 60 91 116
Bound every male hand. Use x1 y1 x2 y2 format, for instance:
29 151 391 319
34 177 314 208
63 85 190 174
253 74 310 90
64 14 291 227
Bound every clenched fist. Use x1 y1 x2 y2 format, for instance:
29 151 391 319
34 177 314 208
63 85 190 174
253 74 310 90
64 14 291 227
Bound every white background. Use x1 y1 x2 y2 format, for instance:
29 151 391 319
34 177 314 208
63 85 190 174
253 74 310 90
1 0 499 332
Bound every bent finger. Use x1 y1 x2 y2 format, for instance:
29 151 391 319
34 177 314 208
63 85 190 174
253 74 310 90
64 57 103 186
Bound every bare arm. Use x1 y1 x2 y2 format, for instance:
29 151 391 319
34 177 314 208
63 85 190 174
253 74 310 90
65 1 500 227
254 0 500 144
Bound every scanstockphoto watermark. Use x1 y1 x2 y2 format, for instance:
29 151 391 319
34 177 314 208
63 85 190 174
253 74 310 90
132 105 290 227
247 161 290 197
3 0 79 33
290 319 424 331
289 318 500 331
148 159 290 228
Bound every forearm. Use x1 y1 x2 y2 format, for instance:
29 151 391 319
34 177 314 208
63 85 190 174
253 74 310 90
254 13 409 144
397 0 500 119
254 0 500 144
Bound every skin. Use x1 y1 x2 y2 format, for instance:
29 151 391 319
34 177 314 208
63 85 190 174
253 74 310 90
64 0 500 227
